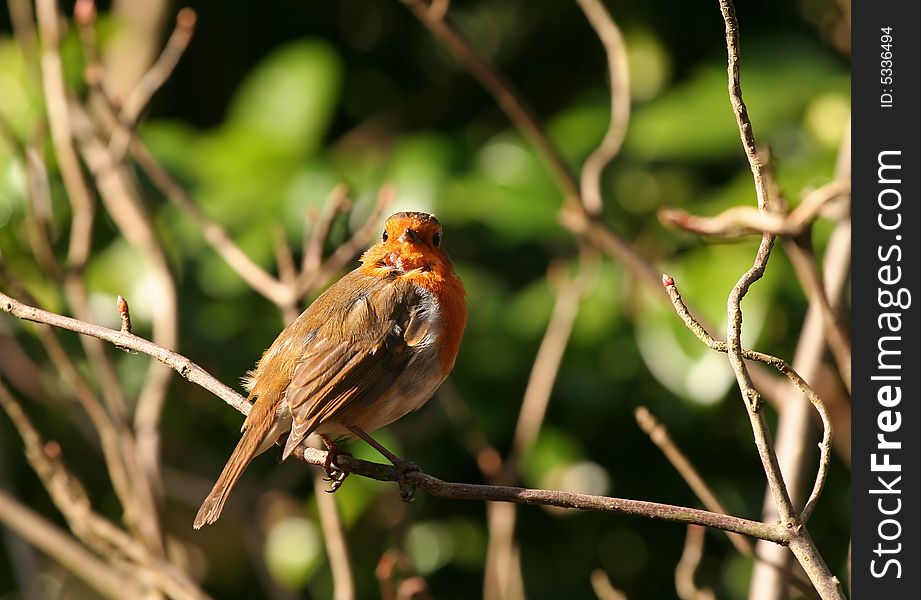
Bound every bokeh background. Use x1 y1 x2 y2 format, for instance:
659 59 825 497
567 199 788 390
0 0 850 598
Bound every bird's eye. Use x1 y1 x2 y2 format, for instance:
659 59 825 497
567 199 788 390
432 230 442 247
381 229 389 242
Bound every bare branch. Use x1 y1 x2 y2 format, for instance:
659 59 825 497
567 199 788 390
314 473 357 600
0 379 209 600
304 184 351 274
662 276 832 526
659 180 850 237
107 8 198 161
70 101 177 538
717 0 794 529
507 257 595 476
1 291 247 413
675 526 715 600
783 237 851 392
485 255 594 598
36 0 96 271
129 137 293 306
399 0 580 205
575 0 630 216
0 489 146 600
294 185 395 297
590 569 628 600
635 406 749 554
1 290 790 544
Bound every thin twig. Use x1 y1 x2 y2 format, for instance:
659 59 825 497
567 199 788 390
662 276 832 525
303 184 351 274
314 474 357 600
0 489 145 600
659 180 850 238
783 237 851 392
272 224 301 322
130 138 293 305
485 255 594 599
36 0 95 272
1 291 791 544
590 569 628 600
575 0 630 216
0 379 210 600
635 406 749 554
70 101 177 545
506 257 596 477
107 8 198 162
634 405 819 599
294 185 395 297
38 0 132 427
399 0 580 205
716 0 795 531
674 526 715 600
1 291 247 413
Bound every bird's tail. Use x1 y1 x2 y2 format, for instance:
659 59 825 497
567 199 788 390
193 411 271 529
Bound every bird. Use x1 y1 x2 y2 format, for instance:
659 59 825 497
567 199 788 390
193 211 467 529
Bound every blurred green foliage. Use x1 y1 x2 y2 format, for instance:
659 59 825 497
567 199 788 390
0 0 850 598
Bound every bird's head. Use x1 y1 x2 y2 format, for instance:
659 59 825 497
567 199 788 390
360 212 452 276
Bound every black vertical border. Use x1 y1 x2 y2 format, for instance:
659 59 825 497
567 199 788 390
852 2 920 598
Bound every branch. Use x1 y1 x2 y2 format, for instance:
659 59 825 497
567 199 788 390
659 180 849 237
674 526 715 600
1 291 247 414
485 255 594 599
107 8 198 162
127 136 293 306
635 406 749 554
399 0 580 205
1 290 791 545
635 405 821 599
293 185 394 298
717 0 794 527
662 276 832 525
0 490 145 600
0 379 209 600
575 0 631 216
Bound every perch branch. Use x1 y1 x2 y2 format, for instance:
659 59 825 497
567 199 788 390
2 291 791 545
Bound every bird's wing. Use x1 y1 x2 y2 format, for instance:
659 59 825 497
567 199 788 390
280 275 434 459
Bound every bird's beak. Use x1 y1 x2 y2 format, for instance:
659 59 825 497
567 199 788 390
398 228 417 244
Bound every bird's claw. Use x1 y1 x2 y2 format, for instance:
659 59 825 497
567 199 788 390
393 460 420 502
321 436 351 493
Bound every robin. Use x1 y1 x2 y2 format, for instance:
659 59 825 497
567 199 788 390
194 211 467 528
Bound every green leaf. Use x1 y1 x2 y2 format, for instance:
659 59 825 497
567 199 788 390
226 40 342 155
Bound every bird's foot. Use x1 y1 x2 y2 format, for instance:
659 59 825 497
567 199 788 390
320 435 351 493
392 458 420 502
345 425 419 502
